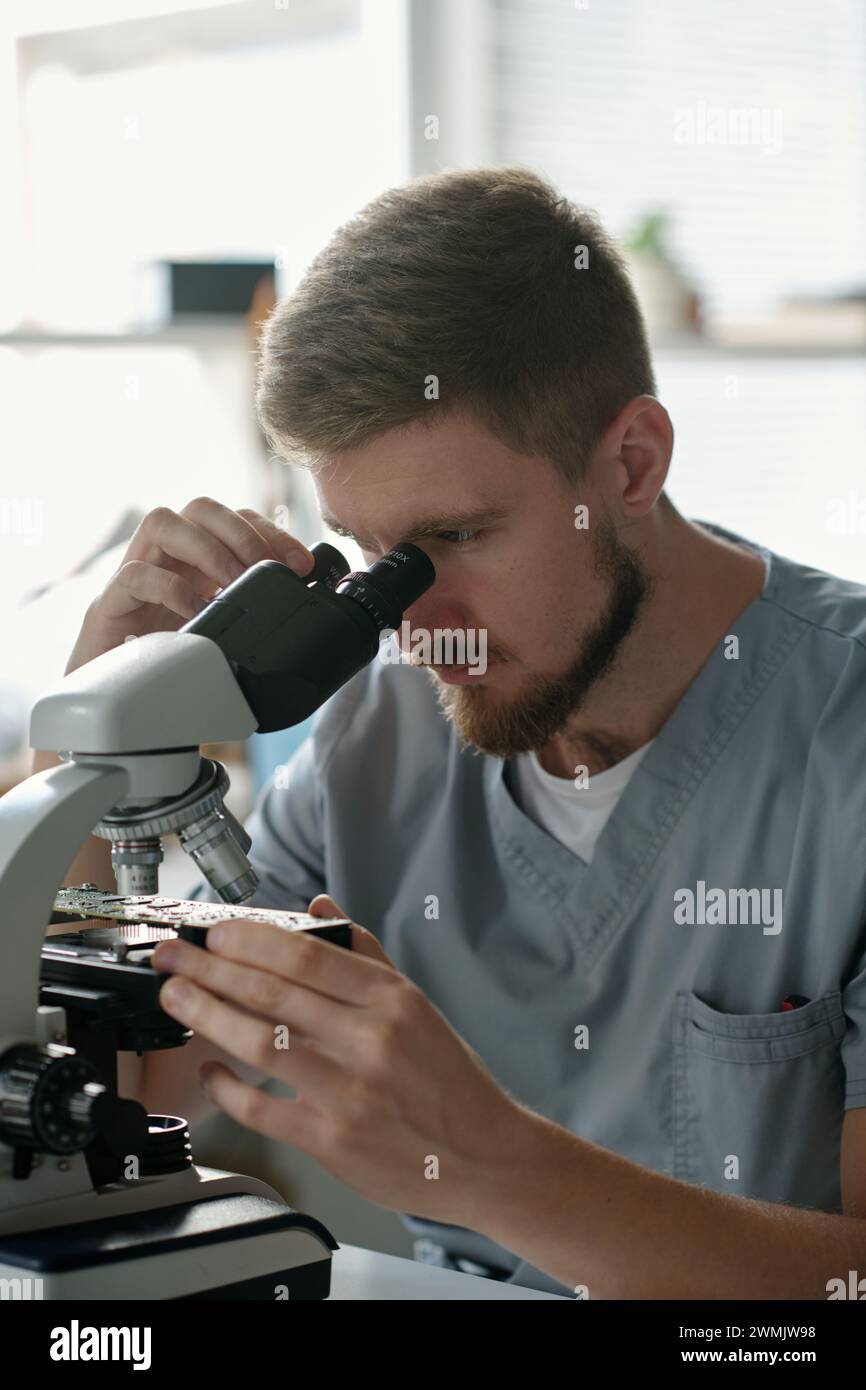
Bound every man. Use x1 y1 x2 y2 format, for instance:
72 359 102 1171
103 167 866 1297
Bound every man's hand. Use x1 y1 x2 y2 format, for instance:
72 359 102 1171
65 496 314 674
150 896 527 1228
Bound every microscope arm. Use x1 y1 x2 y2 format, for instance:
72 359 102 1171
0 760 129 1048
0 630 258 1052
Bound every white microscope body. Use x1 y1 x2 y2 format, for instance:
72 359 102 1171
0 631 336 1299
0 540 435 1299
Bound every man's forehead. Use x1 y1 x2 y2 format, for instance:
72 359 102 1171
316 453 514 544
311 418 542 547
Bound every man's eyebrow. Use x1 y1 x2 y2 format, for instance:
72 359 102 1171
321 506 510 547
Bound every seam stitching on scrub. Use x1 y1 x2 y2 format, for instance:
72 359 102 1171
757 591 866 655
672 993 693 1180
687 1036 844 1065
484 768 584 940
586 615 811 966
496 813 579 922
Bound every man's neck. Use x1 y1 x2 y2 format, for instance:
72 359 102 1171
537 512 767 779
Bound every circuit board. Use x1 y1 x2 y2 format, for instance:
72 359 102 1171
50 887 351 949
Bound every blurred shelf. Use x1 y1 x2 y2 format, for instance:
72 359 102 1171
1 326 863 357
0 316 252 347
650 337 866 358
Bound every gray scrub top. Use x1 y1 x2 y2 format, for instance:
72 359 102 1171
188 520 866 1297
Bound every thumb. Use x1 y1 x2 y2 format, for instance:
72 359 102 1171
308 894 397 967
309 893 347 920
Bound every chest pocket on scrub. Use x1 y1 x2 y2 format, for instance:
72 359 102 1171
672 990 846 1210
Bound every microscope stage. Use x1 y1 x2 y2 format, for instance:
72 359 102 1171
49 888 352 949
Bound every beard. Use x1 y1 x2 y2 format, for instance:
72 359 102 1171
423 515 653 759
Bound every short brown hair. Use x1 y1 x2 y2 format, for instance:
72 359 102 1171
256 166 656 485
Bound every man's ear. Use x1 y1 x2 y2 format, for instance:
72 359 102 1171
599 395 673 518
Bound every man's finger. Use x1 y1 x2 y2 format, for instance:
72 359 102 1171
235 508 315 576
202 918 396 1006
199 1063 325 1150
159 978 346 1097
309 893 398 968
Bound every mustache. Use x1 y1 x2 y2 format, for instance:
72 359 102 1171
394 628 506 667
408 649 507 667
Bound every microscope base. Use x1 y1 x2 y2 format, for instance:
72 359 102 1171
0 1191 337 1300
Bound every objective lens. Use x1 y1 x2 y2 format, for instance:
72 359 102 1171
178 808 259 904
111 840 163 896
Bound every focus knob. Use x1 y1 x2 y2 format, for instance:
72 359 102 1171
0 1043 107 1155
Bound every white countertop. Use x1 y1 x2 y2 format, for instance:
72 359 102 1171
328 1244 567 1300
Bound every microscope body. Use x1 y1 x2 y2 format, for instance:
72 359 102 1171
0 628 257 1052
0 542 435 1296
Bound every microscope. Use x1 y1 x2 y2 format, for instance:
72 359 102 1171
0 539 434 1299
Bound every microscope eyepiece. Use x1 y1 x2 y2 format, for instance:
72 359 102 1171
335 543 435 633
179 536 436 732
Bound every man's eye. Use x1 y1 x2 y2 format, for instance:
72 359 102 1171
437 528 480 546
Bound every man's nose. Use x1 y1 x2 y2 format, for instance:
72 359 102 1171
401 595 467 635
